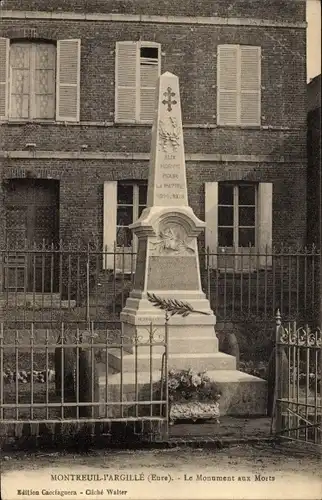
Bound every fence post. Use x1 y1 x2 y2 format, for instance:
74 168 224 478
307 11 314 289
274 309 282 433
272 309 289 434
269 309 282 430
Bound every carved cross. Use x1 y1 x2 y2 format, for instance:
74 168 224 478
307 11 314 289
162 87 177 112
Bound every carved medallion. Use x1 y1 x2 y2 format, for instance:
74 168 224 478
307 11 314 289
150 223 195 256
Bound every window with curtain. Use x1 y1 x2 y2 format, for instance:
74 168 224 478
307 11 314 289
0 38 81 122
10 42 56 119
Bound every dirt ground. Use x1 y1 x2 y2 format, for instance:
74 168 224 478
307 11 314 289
1 441 321 473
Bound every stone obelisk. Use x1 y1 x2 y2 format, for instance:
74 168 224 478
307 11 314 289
120 72 223 367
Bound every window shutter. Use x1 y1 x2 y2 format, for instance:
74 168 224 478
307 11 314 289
240 46 261 126
0 38 9 120
56 39 81 122
217 45 238 125
205 182 218 269
140 44 160 121
103 181 117 270
258 182 273 267
115 41 138 123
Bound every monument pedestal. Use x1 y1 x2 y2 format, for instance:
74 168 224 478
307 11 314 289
119 203 234 372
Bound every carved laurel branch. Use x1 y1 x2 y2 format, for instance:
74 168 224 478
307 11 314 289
158 118 181 152
147 292 210 318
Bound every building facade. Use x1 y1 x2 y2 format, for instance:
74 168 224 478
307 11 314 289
0 0 308 291
307 74 321 248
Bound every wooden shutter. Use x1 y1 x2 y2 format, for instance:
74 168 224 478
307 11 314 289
217 45 238 125
0 38 9 120
115 41 138 122
140 44 160 121
103 181 117 270
56 39 81 122
258 182 273 267
240 46 261 126
205 182 218 269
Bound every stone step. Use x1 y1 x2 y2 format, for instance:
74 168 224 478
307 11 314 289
97 368 267 417
168 336 219 353
205 370 267 416
106 336 219 356
108 352 236 372
139 336 219 354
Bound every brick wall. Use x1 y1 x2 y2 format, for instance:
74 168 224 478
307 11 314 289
0 0 306 21
0 21 307 129
307 76 321 247
0 160 307 246
0 1 308 251
306 77 321 324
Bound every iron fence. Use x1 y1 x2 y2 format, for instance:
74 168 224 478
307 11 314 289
273 311 321 447
0 241 321 445
203 246 320 325
0 320 169 443
0 242 320 327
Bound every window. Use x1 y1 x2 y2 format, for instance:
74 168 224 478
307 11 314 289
218 184 256 248
115 41 161 123
103 181 148 271
217 45 261 126
10 42 56 119
116 182 148 247
205 182 273 270
0 38 81 122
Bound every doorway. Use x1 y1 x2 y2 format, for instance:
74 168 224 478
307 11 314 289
4 178 59 292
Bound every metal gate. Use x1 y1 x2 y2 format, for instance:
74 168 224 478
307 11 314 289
273 310 321 447
0 320 169 445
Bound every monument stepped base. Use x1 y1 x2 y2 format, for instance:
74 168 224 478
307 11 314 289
108 351 237 372
97 366 267 418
